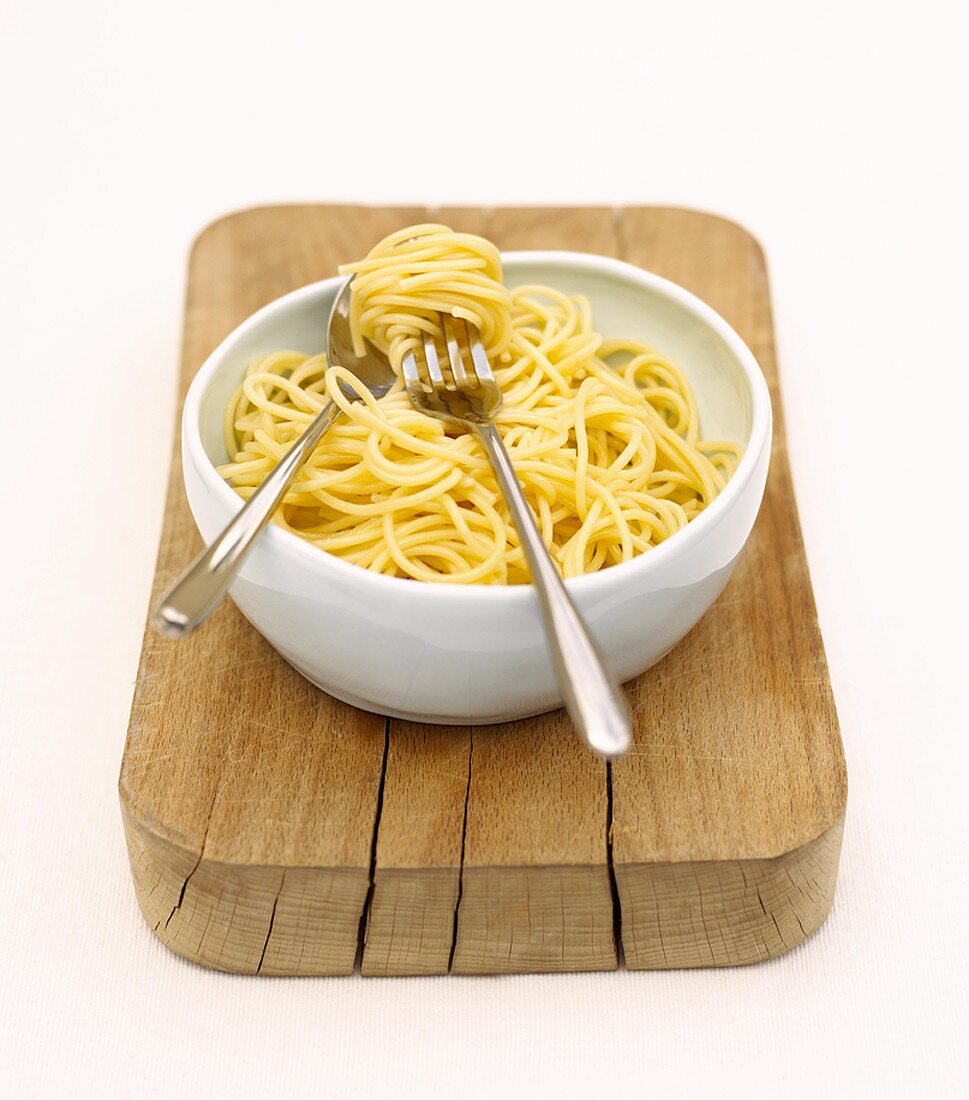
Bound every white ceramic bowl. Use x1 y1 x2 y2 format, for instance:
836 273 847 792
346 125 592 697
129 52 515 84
183 252 771 724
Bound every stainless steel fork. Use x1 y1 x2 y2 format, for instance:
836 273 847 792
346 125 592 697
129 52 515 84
402 315 632 759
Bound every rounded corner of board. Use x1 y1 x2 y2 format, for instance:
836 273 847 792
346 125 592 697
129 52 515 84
650 205 769 270
187 204 287 265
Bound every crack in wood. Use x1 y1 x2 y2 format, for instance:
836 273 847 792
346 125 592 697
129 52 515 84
256 870 286 974
605 761 625 967
162 790 218 931
447 733 474 973
355 718 390 971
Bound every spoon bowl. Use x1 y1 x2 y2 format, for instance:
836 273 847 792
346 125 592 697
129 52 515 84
328 276 399 399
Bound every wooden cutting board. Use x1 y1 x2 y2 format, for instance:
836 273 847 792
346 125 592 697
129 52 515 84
119 205 847 976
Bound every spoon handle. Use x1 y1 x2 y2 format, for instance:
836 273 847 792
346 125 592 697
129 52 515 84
473 422 632 759
153 399 341 639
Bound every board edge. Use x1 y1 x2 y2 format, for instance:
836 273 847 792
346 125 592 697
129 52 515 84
616 811 846 969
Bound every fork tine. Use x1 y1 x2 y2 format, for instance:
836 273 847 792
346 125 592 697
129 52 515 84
465 321 495 383
441 314 472 388
402 349 422 389
422 331 446 387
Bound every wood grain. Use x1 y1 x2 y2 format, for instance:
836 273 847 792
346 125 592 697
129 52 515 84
610 209 846 966
119 204 847 975
120 205 418 974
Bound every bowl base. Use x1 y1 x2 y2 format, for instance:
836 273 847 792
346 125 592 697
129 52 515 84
281 652 562 727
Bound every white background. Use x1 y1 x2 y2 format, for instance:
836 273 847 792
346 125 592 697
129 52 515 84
2 0 967 1095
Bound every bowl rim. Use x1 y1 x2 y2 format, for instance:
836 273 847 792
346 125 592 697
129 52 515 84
183 249 772 604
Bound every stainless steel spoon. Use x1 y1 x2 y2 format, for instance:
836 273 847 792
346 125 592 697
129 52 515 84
152 277 396 638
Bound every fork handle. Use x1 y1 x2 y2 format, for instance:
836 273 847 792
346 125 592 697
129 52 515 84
474 422 632 759
152 399 342 639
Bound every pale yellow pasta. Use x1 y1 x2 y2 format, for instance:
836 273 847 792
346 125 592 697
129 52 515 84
339 223 514 370
219 225 742 584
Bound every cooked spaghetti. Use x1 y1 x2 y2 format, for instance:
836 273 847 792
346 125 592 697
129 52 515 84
219 225 742 584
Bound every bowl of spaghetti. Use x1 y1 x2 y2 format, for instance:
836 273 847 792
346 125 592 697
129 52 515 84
182 232 771 723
